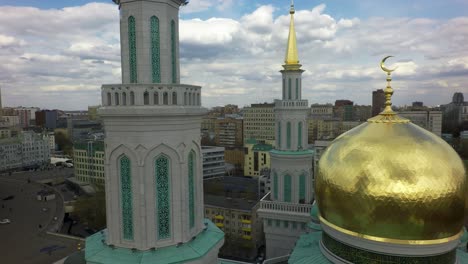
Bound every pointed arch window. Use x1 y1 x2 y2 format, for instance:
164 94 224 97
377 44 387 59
107 92 112 106
171 20 177 83
277 122 282 148
188 151 195 229
115 93 120 105
122 92 127 106
295 78 299 99
155 155 171 239
120 155 133 240
299 174 306 203
144 91 149 105
284 174 292 203
150 16 161 83
298 121 303 148
286 122 291 149
130 91 135 105
128 16 137 83
154 92 159 105
172 92 177 105
163 92 169 105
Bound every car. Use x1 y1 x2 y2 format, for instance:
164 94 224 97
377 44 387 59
42 207 49 212
0 219 11 224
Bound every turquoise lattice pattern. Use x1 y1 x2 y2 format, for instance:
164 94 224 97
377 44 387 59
151 16 161 83
278 122 281 148
299 174 306 202
156 156 171 239
298 122 302 148
128 16 137 83
284 174 292 202
171 20 176 83
188 151 195 229
286 122 291 149
120 156 133 240
273 172 278 199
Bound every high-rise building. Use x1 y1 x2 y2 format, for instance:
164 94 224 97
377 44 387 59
244 138 272 177
214 117 243 147
258 3 314 258
75 1 224 263
202 146 226 179
398 110 442 136
243 103 275 143
372 88 385 116
73 140 105 184
441 92 467 134
35 110 58 129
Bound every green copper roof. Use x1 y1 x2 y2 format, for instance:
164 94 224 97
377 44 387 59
270 149 314 156
288 232 331 264
85 219 224 264
245 138 257 145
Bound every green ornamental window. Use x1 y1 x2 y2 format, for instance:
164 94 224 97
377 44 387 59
150 16 161 83
188 151 195 229
299 174 306 202
156 155 171 239
128 16 137 83
277 122 281 148
171 20 177 83
298 122 302 148
120 155 133 240
286 122 291 149
288 78 292 99
273 172 278 199
284 174 292 202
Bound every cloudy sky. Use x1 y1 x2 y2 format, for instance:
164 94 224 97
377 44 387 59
0 0 467 110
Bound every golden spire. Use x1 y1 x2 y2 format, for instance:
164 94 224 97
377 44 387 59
368 56 409 123
284 0 300 68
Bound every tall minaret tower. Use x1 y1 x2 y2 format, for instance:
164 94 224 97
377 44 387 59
84 1 224 263
258 1 315 259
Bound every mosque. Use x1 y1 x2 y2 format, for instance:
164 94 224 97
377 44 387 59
63 0 468 263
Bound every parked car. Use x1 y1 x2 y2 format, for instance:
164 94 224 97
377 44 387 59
0 219 11 224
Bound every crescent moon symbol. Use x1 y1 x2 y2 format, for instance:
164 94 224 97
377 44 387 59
380 56 398 73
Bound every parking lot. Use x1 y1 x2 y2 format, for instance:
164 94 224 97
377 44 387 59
0 169 81 264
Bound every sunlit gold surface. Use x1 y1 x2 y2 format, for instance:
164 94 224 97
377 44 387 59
316 121 467 242
284 3 299 66
320 215 463 245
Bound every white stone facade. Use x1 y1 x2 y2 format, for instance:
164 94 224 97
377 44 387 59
92 1 222 263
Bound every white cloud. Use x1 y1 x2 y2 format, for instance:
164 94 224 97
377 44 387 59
0 2 467 110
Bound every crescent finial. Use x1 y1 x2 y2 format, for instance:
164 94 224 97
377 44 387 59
380 55 398 73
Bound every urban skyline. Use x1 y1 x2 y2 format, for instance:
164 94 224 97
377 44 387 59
0 0 467 110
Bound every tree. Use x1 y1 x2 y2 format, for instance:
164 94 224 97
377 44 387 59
73 185 106 230
55 130 73 156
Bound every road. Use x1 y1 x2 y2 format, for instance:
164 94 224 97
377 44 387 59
0 169 81 264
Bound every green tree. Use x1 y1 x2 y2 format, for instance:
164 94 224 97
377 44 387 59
73 186 106 230
55 130 73 156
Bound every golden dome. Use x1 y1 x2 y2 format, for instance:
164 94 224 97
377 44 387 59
316 57 467 244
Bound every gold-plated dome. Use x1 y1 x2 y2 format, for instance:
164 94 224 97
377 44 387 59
316 57 467 244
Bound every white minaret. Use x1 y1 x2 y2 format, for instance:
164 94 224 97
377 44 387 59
258 2 314 259
86 1 224 263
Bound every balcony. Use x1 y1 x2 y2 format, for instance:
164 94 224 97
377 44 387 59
274 99 309 110
214 215 224 220
215 223 224 228
241 219 251 224
242 235 252 240
101 83 202 107
242 227 252 232
259 192 312 215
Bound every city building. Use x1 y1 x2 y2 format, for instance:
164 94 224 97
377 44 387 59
87 105 100 120
244 138 272 177
202 146 226 179
284 59 468 264
214 117 243 147
312 140 332 176
334 100 354 121
372 88 386 116
35 110 58 129
352 105 372 121
73 140 105 184
310 104 333 120
14 107 32 128
243 103 275 143
398 110 442 136
68 1 224 263
0 131 50 172
67 119 103 142
2 115 20 127
224 147 244 173
441 92 467 134
204 176 263 261
257 3 315 258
